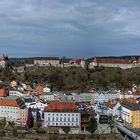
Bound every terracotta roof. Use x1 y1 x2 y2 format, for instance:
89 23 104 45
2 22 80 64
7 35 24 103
119 97 137 104
35 85 44 93
0 98 24 107
95 58 133 64
0 89 7 97
44 101 79 112
106 101 116 109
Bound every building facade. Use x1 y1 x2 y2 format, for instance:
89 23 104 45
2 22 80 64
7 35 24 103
44 101 81 128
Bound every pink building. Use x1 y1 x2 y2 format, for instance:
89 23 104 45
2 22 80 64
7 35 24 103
15 108 30 128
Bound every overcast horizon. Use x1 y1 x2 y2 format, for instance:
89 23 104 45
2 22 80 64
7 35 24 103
0 0 140 58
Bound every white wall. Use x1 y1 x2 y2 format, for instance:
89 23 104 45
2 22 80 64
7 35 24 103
44 112 81 128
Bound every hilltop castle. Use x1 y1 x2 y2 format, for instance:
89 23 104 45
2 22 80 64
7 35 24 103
0 54 9 68
89 57 140 69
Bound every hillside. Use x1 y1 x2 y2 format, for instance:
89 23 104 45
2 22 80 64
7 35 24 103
1 66 140 91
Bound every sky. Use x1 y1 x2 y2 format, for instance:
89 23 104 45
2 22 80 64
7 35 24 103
0 0 140 58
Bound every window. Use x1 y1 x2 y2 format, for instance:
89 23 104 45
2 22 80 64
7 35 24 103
56 117 58 121
48 117 50 121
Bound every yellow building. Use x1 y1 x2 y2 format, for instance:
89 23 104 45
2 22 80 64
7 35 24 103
121 103 140 128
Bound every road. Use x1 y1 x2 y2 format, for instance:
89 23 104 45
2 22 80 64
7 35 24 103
115 121 140 140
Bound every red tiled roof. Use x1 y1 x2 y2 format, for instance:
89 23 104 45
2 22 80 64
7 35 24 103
35 85 44 93
44 101 79 112
0 98 22 107
0 89 7 97
95 58 133 64
119 97 137 104
106 101 116 109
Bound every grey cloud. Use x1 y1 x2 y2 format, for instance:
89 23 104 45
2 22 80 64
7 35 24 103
0 0 139 57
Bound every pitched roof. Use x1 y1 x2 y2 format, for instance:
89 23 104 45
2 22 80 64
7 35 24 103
121 102 140 111
0 89 7 97
35 85 44 93
0 97 25 108
106 101 116 109
119 97 137 104
95 58 133 64
44 101 79 112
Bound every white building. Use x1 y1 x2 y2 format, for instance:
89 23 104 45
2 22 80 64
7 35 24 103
97 93 105 104
44 101 81 129
0 96 25 122
26 100 47 120
39 92 55 101
8 90 23 97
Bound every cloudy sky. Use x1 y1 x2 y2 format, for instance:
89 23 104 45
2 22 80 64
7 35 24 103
0 0 140 58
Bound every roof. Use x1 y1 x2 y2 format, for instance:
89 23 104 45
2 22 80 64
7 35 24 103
34 57 59 60
106 101 117 109
121 102 140 111
35 85 44 93
119 97 137 104
0 97 25 108
0 89 7 97
94 58 134 64
44 101 79 112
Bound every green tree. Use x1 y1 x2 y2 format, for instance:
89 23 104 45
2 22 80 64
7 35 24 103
0 118 6 129
87 117 97 134
61 127 70 134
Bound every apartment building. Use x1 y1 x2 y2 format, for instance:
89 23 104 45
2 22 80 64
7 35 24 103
121 102 140 128
43 101 81 128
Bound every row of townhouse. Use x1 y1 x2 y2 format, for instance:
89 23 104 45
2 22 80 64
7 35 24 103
100 97 140 129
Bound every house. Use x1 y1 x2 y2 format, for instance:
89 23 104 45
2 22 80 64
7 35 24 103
66 93 74 101
43 85 51 93
0 96 25 122
35 85 44 94
97 93 105 105
104 91 119 101
80 93 91 102
34 57 60 67
15 108 31 128
26 100 47 120
39 92 55 101
121 102 140 128
112 102 122 117
72 93 80 102
43 101 81 129
0 89 7 99
8 90 23 97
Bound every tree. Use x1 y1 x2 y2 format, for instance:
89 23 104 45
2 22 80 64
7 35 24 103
8 121 18 136
87 117 97 134
61 127 70 134
0 118 6 129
